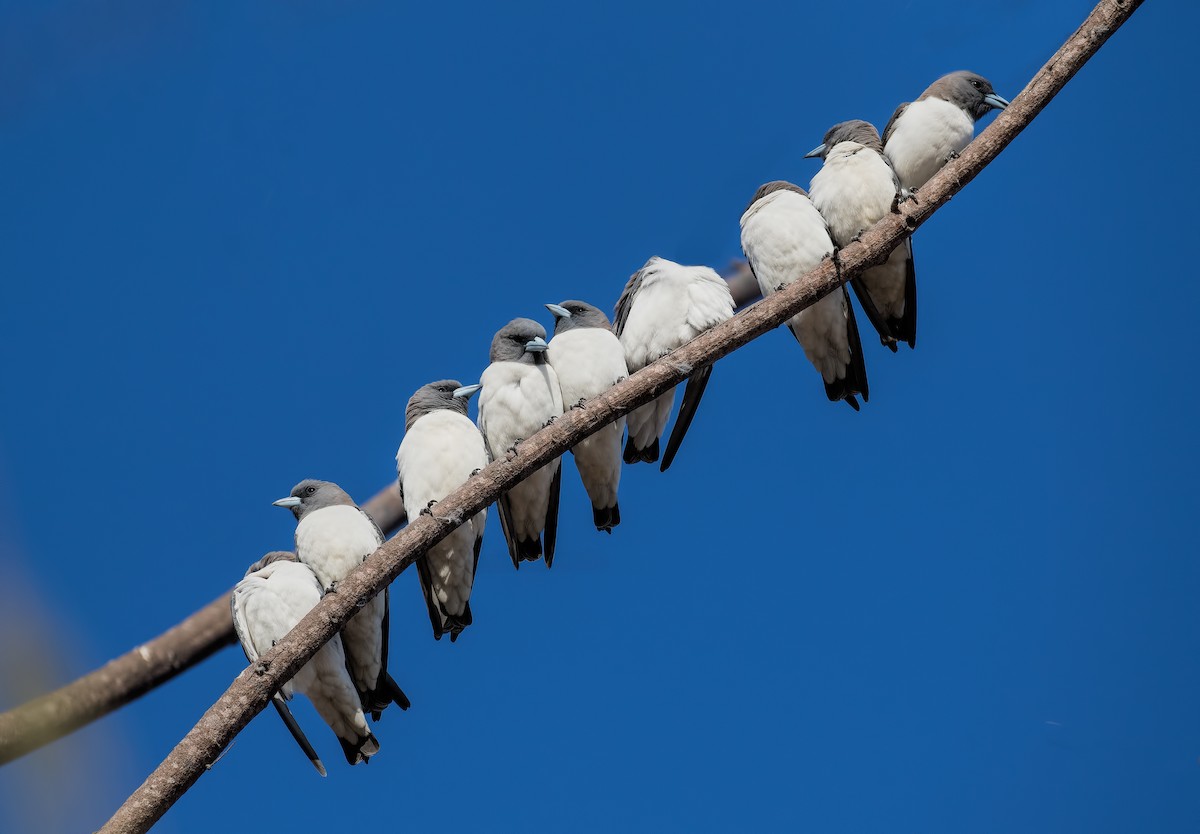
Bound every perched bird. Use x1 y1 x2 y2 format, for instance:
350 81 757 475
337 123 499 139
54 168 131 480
883 70 1009 191
466 318 564 568
807 120 917 351
545 300 628 532
396 380 489 641
273 479 410 720
231 551 379 773
740 181 868 409
614 256 734 471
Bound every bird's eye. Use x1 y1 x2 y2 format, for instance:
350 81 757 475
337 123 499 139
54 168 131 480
305 486 316 495
971 80 981 89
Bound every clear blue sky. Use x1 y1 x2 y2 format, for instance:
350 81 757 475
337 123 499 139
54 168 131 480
2 1 1197 832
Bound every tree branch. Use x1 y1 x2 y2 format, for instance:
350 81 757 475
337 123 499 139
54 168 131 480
95 2 1143 829
0 485 406 766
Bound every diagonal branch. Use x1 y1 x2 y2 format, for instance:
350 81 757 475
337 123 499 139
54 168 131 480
93 0 1140 829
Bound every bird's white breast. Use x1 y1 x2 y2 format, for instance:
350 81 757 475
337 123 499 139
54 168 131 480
398 410 489 512
741 189 833 294
478 361 564 452
808 142 898 247
884 97 974 190
295 505 381 590
547 328 629 406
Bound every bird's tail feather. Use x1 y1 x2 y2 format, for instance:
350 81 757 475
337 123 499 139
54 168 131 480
270 694 327 777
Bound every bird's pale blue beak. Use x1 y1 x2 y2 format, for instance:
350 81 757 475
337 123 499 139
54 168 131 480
272 496 302 509
983 92 1009 110
453 383 482 399
545 303 571 319
524 336 549 353
804 143 827 159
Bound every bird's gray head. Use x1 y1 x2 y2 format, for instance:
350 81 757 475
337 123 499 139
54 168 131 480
489 318 549 364
405 379 471 429
805 120 883 159
545 300 611 336
243 550 298 577
272 479 356 521
923 71 1008 121
745 180 808 213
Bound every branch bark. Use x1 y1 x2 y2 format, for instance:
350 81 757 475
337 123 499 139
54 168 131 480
0 485 406 766
96 3 1143 829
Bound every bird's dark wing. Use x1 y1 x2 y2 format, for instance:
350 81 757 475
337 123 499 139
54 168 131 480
543 461 562 568
661 364 713 472
415 549 446 640
882 101 910 147
898 237 917 349
270 694 327 777
495 491 523 569
826 286 869 410
849 278 898 352
613 264 647 337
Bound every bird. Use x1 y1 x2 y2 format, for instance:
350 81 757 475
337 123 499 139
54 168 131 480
231 551 380 773
273 479 410 720
395 380 489 641
545 300 628 532
466 318 564 568
740 180 868 409
883 70 1009 191
614 256 734 471
807 120 917 351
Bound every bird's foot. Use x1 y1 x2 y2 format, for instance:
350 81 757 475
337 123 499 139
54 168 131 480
830 248 843 282
505 442 520 460
850 231 864 244
947 149 960 161
469 468 482 477
891 188 918 213
419 499 437 517
542 416 557 428
254 660 270 676
571 397 587 410
325 581 339 594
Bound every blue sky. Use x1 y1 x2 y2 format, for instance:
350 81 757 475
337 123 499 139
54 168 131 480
2 1 1197 832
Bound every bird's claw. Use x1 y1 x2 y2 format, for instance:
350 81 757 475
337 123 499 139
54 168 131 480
505 442 520 460
325 581 339 594
469 468 482 476
947 149 960 161
830 248 843 281
254 660 270 676
570 398 587 410
542 416 557 428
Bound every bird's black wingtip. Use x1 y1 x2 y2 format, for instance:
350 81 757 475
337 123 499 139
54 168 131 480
385 674 411 711
592 503 620 532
